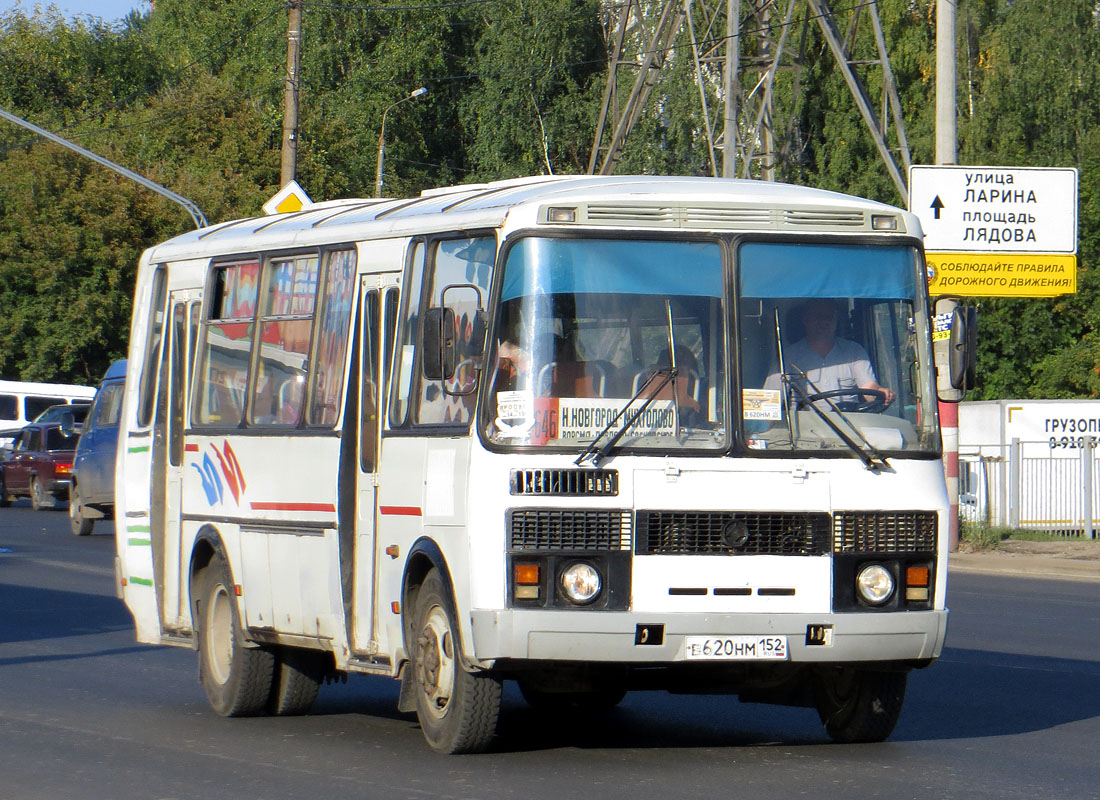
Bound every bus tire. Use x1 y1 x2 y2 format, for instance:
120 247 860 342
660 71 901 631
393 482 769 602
195 556 274 717
268 646 325 716
815 667 907 744
69 485 94 535
410 569 501 753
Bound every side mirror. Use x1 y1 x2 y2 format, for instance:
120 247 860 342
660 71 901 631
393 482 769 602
934 298 977 402
422 307 457 381
949 306 978 391
59 410 75 437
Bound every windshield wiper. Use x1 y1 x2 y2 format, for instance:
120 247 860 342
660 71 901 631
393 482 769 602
575 367 676 467
784 364 890 472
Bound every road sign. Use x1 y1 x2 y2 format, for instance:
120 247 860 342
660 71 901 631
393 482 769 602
262 180 313 215
909 165 1077 254
925 252 1077 297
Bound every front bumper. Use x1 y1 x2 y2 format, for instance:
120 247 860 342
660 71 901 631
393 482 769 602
470 608 948 665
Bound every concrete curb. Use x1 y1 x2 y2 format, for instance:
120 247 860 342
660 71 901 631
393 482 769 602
949 551 1100 582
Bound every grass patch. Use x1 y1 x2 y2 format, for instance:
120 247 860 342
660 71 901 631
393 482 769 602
959 521 1010 551
960 521 1092 549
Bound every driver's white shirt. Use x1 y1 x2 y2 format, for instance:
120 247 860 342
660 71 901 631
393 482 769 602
765 337 876 402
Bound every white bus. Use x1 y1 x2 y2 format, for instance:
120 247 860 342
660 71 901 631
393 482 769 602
115 175 968 753
0 379 96 453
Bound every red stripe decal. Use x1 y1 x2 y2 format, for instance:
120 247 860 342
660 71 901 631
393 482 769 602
379 505 423 517
249 502 336 513
184 444 199 452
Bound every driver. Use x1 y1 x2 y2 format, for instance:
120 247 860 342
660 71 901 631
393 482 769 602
765 299 895 409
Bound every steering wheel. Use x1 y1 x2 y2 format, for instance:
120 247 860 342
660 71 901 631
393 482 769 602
801 388 888 413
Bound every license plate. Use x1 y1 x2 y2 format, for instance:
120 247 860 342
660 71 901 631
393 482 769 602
682 635 789 660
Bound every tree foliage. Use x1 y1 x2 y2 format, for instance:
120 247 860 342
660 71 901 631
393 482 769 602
0 0 1098 396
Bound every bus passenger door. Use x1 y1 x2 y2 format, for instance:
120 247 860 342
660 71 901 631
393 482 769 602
151 290 201 631
350 275 399 654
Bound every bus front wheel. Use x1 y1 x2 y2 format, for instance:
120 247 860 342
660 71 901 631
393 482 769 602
195 556 274 717
409 569 501 753
815 667 907 743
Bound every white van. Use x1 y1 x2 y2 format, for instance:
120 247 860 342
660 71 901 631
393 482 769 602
0 380 96 455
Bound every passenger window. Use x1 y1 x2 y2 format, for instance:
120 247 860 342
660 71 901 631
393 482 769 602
0 394 15 421
138 266 168 427
390 242 426 427
250 256 318 425
309 249 357 426
194 260 259 426
414 236 494 427
95 384 124 428
25 396 58 420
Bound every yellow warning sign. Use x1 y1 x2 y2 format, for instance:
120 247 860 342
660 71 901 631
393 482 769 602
926 252 1077 297
262 180 312 216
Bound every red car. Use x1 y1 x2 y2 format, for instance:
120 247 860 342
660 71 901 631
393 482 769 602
0 422 80 510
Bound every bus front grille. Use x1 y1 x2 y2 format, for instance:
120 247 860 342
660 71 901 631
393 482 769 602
509 509 633 551
832 511 937 553
510 468 619 496
635 511 831 555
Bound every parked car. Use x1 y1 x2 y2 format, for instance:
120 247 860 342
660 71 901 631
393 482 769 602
0 421 80 510
69 360 126 536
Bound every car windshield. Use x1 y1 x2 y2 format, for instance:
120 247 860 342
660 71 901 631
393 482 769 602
482 236 728 453
737 241 938 454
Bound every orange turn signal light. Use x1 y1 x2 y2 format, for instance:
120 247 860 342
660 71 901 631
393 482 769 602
906 565 930 587
514 564 540 585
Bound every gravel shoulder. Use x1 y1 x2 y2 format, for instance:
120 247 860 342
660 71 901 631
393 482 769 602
950 539 1100 582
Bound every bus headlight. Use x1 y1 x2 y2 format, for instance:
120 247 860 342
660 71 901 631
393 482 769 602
560 562 601 604
855 564 895 606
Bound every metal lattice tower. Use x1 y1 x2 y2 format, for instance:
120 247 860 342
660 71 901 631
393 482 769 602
588 0 912 203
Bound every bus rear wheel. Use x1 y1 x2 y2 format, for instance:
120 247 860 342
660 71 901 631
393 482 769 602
815 667 907 743
410 569 501 753
268 646 325 716
195 556 274 717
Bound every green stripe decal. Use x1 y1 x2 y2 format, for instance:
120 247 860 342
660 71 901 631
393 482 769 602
127 525 151 533
128 538 152 547
129 577 154 586
128 445 150 453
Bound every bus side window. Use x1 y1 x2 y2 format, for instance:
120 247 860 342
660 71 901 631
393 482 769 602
194 261 259 427
390 242 426 427
309 249 357 426
415 236 494 427
137 266 168 428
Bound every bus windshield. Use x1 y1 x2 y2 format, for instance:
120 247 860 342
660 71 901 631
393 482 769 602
483 236 728 453
738 241 938 455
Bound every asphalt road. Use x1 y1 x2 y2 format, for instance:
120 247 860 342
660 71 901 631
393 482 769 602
2 502 1099 800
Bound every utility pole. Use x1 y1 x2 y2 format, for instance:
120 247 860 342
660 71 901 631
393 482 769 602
935 0 960 551
281 0 302 187
722 0 739 178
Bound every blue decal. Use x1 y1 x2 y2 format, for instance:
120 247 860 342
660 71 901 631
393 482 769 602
193 453 224 505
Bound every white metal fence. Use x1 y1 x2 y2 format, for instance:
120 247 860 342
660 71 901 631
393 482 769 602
960 438 1099 538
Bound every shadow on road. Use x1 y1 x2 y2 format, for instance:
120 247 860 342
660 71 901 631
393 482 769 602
0 583 132 645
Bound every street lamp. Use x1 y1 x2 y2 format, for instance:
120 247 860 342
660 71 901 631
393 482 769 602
374 87 428 198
